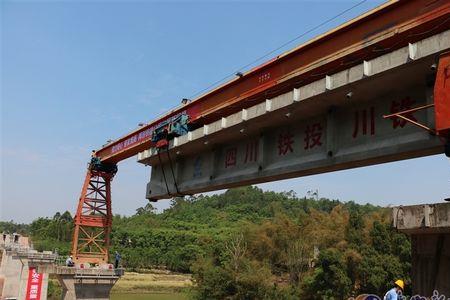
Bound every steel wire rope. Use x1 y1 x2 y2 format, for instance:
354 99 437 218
166 145 183 196
157 148 171 197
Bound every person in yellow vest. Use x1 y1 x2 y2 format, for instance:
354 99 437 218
383 279 405 300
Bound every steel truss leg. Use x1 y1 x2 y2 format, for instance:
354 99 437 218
71 169 113 264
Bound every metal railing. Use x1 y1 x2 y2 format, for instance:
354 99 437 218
27 252 58 261
55 265 124 278
74 268 124 278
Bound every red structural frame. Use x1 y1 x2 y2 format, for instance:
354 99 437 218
71 169 113 264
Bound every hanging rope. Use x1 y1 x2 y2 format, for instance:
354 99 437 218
156 143 184 197
157 147 171 197
166 144 183 196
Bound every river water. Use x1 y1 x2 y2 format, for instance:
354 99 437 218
111 293 188 300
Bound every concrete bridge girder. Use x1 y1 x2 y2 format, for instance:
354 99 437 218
138 30 450 200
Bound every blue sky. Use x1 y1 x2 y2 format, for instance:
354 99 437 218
1 0 449 223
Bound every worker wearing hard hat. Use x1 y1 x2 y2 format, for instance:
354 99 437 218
66 255 75 267
383 279 405 300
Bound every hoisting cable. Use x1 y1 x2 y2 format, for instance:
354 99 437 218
157 147 171 197
165 145 183 196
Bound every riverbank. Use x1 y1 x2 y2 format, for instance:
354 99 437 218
111 270 193 294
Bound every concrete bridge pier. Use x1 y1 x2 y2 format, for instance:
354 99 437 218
393 202 450 297
54 266 123 300
0 235 56 300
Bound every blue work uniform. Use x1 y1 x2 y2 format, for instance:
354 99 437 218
384 288 398 300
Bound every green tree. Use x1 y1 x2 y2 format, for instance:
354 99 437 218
301 248 352 299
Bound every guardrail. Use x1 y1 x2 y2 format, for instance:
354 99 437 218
1 242 30 252
1 242 58 262
74 268 124 278
27 252 58 261
56 266 124 278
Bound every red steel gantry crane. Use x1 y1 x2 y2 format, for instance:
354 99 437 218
71 0 450 264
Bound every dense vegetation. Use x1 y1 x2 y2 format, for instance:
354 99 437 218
0 220 29 235
1 186 411 299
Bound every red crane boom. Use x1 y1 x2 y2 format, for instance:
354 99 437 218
71 0 450 264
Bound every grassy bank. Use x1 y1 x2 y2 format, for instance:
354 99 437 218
111 270 193 294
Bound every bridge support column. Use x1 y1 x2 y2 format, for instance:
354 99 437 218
55 266 123 300
0 240 55 300
410 233 450 296
393 203 450 297
57 275 116 300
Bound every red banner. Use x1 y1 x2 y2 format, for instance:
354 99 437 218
25 267 43 300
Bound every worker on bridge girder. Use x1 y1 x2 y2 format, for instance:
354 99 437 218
383 279 405 300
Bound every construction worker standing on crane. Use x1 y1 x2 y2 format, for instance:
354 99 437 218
383 279 405 300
